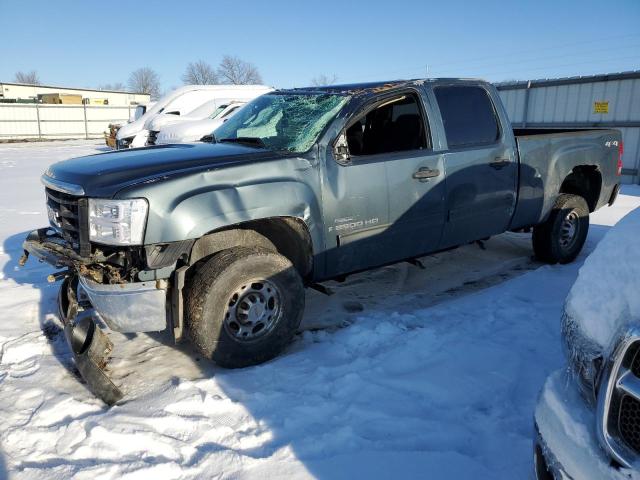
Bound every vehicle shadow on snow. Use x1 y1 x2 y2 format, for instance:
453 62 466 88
2 231 80 380
621 185 640 197
0 445 6 480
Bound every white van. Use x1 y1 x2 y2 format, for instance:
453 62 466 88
154 101 248 145
115 85 271 149
129 102 155 123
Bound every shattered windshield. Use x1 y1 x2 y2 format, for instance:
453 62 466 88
213 92 350 153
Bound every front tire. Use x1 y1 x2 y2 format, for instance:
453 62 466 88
532 193 589 264
185 247 304 368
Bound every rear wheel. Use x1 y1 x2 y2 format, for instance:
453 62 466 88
532 193 589 264
185 247 304 368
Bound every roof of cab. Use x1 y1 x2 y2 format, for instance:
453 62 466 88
284 78 487 95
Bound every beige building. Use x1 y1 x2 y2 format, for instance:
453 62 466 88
0 82 150 106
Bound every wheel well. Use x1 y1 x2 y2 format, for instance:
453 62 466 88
559 166 602 212
189 217 314 279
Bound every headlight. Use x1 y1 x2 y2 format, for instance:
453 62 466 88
88 198 148 245
117 136 133 149
562 309 604 405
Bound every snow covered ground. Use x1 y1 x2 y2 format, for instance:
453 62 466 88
0 140 638 479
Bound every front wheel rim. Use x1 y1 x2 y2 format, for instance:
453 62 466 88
223 279 282 342
559 210 580 251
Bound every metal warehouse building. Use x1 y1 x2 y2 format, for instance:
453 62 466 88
0 83 150 141
0 82 149 106
497 70 640 184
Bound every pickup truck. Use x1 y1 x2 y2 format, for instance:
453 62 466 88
22 78 623 404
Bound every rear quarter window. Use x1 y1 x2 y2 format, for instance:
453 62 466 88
434 85 500 148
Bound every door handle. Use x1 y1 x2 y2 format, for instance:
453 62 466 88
489 157 511 169
413 167 440 180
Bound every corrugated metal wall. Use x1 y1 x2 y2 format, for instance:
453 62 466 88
497 71 640 184
0 104 133 140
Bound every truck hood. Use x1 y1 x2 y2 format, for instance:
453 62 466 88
43 143 282 198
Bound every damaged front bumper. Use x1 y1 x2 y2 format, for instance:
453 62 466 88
58 277 123 405
22 228 171 405
78 276 168 333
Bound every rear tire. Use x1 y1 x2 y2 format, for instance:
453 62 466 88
532 194 589 264
185 247 304 368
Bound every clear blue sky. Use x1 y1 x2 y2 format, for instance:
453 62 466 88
1 0 639 92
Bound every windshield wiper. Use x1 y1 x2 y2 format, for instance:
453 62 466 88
218 137 266 149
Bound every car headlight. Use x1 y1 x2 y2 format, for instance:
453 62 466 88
117 136 134 149
562 309 604 405
88 198 148 245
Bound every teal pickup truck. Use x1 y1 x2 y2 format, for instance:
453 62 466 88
22 78 622 403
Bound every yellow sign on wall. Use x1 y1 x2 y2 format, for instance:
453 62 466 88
594 101 609 114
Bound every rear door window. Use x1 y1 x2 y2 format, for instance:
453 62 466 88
434 86 500 148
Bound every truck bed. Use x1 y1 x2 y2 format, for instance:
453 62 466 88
509 128 621 230
513 127 602 137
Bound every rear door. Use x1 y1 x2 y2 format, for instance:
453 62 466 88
432 84 517 248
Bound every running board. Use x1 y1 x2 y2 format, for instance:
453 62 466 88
309 282 335 296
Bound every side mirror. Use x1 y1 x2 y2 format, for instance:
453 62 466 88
333 132 351 165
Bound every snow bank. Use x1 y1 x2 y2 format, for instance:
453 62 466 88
565 207 640 347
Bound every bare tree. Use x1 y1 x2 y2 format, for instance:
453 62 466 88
14 70 40 85
98 82 126 91
182 60 219 85
311 74 338 86
128 67 161 99
217 55 263 85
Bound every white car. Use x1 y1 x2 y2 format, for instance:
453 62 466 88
154 101 247 145
116 85 271 149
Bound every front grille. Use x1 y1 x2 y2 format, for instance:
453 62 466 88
619 395 640 451
598 331 640 467
147 130 159 145
45 188 90 256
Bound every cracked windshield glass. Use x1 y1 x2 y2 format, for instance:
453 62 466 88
214 92 350 153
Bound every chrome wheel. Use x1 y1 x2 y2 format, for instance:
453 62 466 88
223 280 281 341
559 210 580 251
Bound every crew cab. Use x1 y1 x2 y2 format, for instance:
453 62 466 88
22 78 622 404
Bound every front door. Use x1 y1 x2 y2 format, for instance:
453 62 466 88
322 91 446 277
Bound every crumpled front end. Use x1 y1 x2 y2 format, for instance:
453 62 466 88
58 276 123 405
22 227 171 405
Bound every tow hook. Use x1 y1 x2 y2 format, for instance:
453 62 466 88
48 269 72 283
18 250 29 266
